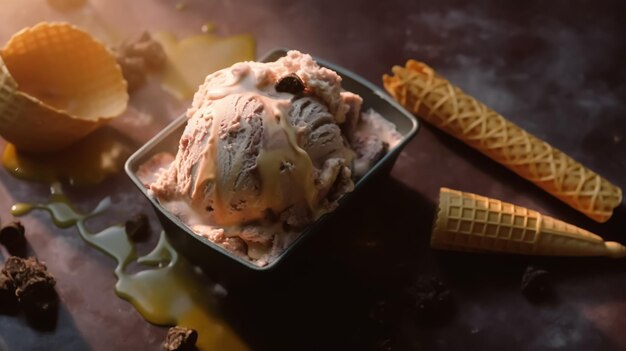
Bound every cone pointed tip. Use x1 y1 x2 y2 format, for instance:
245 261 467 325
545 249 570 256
605 242 626 259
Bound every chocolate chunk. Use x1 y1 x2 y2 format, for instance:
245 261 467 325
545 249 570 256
375 338 394 351
131 32 167 71
125 213 151 242
406 276 453 321
163 326 198 351
0 273 18 314
2 257 57 318
0 221 27 256
116 55 147 91
521 266 551 301
3 257 56 295
368 299 394 327
114 32 166 92
275 73 305 94
22 284 59 331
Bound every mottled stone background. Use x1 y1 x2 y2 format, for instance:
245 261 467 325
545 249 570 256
1 1 625 350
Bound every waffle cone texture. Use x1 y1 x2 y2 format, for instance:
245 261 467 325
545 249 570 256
0 22 128 152
432 188 626 258
383 60 622 223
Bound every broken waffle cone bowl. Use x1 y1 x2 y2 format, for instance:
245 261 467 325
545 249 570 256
431 187 626 258
0 22 128 153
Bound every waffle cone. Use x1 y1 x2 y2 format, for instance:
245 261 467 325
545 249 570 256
432 188 626 258
383 61 622 222
0 22 128 152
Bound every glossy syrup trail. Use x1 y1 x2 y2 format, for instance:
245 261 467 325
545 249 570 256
2 127 132 186
11 183 248 351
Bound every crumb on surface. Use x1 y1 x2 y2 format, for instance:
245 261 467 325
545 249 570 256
406 276 453 321
1 256 58 323
125 213 151 242
163 326 198 351
521 266 551 301
114 32 166 91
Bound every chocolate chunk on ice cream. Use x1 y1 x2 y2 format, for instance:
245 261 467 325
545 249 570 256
139 50 401 265
275 73 306 94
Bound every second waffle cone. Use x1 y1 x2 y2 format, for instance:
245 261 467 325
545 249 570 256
383 60 622 222
432 188 626 258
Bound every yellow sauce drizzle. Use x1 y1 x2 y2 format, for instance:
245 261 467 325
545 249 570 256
2 128 132 186
11 184 249 351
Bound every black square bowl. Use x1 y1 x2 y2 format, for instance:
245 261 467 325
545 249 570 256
125 49 419 287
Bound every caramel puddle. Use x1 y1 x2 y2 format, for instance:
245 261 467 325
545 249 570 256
11 184 249 351
2 127 132 186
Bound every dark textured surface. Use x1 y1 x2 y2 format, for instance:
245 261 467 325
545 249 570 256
1 0 626 350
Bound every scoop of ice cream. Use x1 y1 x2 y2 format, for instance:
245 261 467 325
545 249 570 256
149 51 356 228
141 50 404 265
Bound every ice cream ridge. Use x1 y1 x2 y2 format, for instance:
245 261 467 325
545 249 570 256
140 50 401 265
383 60 622 223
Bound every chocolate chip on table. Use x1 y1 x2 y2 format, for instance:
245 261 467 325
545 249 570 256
2 256 58 322
3 257 56 295
275 73 306 94
114 31 166 92
163 326 198 351
130 32 167 71
368 299 398 328
521 266 551 301
125 213 151 242
406 276 453 321
375 338 394 351
116 55 148 91
0 221 27 256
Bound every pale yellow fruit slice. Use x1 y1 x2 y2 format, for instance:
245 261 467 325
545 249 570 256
153 31 255 100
